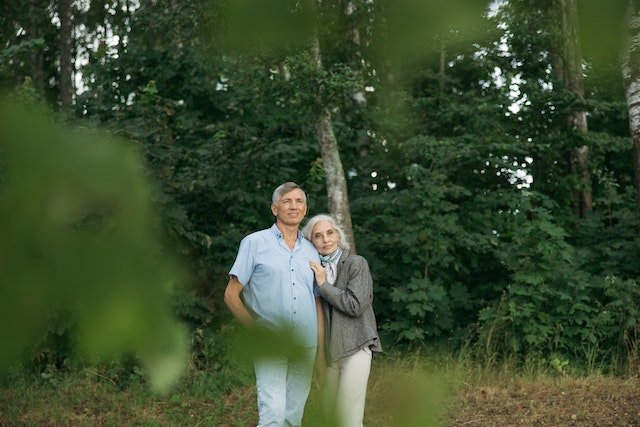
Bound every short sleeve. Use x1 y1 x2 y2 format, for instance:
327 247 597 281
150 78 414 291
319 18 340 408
229 236 255 286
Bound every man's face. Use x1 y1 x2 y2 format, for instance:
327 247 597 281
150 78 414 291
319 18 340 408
271 188 307 226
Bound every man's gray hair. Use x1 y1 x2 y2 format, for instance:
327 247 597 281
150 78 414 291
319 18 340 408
302 214 351 252
272 182 306 205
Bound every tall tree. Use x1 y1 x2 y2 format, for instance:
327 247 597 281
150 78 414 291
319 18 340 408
622 0 640 214
58 0 74 111
309 0 357 251
546 0 592 218
27 0 48 99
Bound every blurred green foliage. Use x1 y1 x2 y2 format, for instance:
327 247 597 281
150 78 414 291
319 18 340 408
0 100 187 392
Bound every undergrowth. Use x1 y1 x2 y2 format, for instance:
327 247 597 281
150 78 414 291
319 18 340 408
1 345 639 426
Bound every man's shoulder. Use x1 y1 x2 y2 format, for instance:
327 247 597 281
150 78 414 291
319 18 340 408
242 227 274 242
299 237 320 254
299 236 316 248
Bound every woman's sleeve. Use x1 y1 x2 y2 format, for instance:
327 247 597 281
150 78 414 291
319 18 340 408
317 256 373 317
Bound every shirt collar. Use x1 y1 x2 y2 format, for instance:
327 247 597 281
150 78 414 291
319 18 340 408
270 223 303 241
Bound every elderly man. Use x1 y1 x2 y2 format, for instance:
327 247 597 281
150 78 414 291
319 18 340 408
224 182 322 427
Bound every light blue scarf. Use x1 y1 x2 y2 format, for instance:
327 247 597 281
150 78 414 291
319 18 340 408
320 248 342 284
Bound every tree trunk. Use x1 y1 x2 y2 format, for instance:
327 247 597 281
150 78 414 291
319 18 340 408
58 0 74 111
622 0 640 215
310 6 357 252
344 1 371 163
439 36 446 94
345 0 366 107
316 108 357 252
28 0 45 98
548 0 592 218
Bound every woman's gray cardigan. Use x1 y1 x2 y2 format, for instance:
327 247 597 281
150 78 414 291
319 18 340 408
316 251 382 363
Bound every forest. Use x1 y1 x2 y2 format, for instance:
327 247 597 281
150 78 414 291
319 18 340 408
2 0 640 424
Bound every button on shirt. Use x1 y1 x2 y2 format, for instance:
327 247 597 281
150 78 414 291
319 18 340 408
229 224 320 348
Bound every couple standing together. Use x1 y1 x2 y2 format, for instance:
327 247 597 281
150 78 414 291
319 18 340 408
224 181 382 427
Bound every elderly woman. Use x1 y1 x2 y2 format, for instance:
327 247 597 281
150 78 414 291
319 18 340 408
302 214 382 427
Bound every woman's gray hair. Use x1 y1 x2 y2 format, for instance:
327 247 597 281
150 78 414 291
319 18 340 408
302 214 351 252
272 181 306 205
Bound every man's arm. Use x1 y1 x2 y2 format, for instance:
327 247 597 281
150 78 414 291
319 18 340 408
224 276 256 328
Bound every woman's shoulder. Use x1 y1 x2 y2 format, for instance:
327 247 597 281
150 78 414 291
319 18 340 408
342 252 370 267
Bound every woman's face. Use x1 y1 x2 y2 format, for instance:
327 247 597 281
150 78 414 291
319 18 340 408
310 220 340 256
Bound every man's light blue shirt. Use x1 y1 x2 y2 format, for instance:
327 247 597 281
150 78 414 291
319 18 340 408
229 224 320 348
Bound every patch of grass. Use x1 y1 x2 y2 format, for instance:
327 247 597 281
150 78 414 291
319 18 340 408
0 363 254 427
2 350 640 426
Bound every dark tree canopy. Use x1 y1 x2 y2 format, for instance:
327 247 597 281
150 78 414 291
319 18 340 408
1 0 639 372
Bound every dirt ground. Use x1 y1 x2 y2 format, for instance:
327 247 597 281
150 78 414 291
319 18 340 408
219 373 640 426
449 375 640 426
